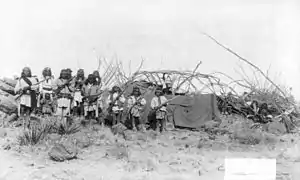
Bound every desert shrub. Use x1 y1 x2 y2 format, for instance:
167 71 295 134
57 120 81 135
43 116 81 135
17 116 80 146
232 128 263 145
17 123 52 146
231 121 264 145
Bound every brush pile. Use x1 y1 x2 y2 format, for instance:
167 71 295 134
0 34 299 135
106 56 299 134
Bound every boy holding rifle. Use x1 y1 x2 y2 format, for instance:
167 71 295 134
127 87 146 131
107 86 126 126
150 86 168 133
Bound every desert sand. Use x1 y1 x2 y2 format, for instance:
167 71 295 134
0 119 300 180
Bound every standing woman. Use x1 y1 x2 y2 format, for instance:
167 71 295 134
14 67 39 128
73 69 85 117
39 67 54 115
107 86 125 126
93 70 104 124
93 70 102 87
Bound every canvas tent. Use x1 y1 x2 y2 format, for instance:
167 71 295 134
109 80 220 129
167 93 221 128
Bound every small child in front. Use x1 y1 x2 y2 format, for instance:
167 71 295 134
150 86 168 133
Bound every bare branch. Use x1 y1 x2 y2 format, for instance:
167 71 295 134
201 32 287 99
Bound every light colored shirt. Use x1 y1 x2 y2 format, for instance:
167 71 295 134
107 93 126 105
127 95 146 108
39 76 54 94
107 92 126 112
151 95 168 111
128 95 146 117
14 77 39 107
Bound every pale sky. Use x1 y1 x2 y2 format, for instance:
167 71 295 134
0 0 299 98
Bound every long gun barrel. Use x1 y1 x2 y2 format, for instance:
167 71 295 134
15 77 50 100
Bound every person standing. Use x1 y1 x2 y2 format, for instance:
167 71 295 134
150 86 168 133
82 74 102 125
93 70 102 87
127 87 146 131
107 86 125 126
92 70 105 125
40 93 54 116
14 67 39 128
73 69 85 117
39 67 54 114
53 69 74 117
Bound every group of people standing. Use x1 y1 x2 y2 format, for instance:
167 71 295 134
14 67 170 132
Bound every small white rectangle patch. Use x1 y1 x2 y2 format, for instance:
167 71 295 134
224 158 276 180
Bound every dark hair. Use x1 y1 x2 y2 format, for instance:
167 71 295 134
111 86 121 93
21 68 32 78
66 68 72 79
76 69 85 80
93 70 100 77
260 103 268 110
155 87 163 96
131 87 141 96
42 67 52 77
45 93 51 99
59 69 66 79
85 74 96 85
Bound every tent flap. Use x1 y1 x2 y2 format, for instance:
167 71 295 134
172 94 220 128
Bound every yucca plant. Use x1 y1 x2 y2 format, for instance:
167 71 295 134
57 117 81 135
17 124 50 146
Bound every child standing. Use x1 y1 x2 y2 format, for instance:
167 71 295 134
150 86 168 133
40 93 54 115
127 87 146 131
107 86 125 126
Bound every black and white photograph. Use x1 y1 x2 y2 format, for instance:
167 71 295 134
0 0 299 179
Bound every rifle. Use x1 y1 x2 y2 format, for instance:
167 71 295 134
107 92 125 113
150 95 179 114
53 76 76 94
127 97 145 114
15 77 50 101
82 90 104 103
152 101 168 112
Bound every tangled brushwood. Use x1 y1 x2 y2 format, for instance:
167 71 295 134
0 33 299 151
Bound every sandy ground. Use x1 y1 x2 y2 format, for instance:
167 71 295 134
1 124 300 180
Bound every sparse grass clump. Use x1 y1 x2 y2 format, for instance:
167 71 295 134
17 123 52 146
17 116 81 146
233 128 263 145
57 120 81 135
230 120 264 145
